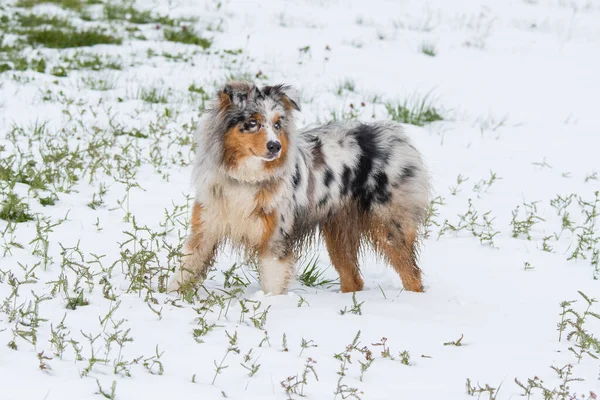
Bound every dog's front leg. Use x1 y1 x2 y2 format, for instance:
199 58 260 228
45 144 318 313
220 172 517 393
168 237 217 293
258 251 294 295
167 203 218 293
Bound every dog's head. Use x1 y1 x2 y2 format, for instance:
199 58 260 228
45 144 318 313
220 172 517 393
210 81 300 182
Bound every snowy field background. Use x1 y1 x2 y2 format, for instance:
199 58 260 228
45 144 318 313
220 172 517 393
1 0 599 399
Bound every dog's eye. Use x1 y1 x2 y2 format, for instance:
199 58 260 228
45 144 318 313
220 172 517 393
274 121 281 130
248 119 258 127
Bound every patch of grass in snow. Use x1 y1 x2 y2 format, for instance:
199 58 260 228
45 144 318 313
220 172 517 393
514 364 597 400
137 86 170 103
15 0 96 11
39 195 57 206
188 83 210 108
163 26 211 48
27 27 122 48
470 291 600 399
465 379 500 399
0 192 34 223
297 255 339 288
14 12 73 28
80 74 117 91
1 151 52 192
50 65 68 76
0 53 46 73
96 379 118 400
335 78 356 95
60 52 123 71
420 41 437 56
328 102 367 122
65 290 90 309
103 2 186 26
385 94 444 126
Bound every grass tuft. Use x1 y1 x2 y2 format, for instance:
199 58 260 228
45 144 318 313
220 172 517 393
81 74 117 91
164 26 211 48
66 291 90 310
138 87 169 103
15 12 72 28
16 0 87 11
27 28 122 48
103 2 182 26
420 42 437 57
0 193 35 223
298 256 338 288
60 52 123 71
386 95 444 126
336 78 356 95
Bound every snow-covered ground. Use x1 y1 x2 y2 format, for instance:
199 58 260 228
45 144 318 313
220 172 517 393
1 0 599 399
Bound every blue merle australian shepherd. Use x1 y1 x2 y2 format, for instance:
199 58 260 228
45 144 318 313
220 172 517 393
168 81 431 295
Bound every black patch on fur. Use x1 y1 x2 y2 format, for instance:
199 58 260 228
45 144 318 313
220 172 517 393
223 85 235 100
373 171 391 204
292 163 301 189
350 124 382 211
236 92 247 104
309 136 326 168
242 119 260 132
281 214 285 223
380 150 391 166
275 227 293 258
340 165 352 196
400 165 417 182
323 168 334 187
318 195 329 208
225 113 248 131
262 85 274 96
262 84 300 111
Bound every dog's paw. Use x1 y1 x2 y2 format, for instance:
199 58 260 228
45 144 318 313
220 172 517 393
166 277 181 293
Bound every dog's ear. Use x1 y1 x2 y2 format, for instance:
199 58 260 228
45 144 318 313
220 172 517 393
263 84 301 112
218 81 258 111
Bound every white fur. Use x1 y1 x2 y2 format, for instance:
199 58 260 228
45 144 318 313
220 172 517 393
258 255 293 295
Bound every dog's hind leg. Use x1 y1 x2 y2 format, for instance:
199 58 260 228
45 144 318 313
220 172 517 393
167 203 218 293
321 210 364 293
369 215 423 292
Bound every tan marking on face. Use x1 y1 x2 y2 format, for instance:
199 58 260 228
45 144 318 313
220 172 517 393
223 113 288 172
223 124 269 169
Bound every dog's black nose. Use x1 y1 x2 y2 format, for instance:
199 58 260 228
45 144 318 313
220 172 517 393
267 141 282 153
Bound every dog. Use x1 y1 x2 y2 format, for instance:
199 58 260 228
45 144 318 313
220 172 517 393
167 81 430 295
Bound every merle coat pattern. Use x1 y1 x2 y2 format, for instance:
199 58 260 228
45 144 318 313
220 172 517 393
168 81 430 295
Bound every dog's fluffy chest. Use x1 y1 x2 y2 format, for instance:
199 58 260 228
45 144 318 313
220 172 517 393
201 180 279 246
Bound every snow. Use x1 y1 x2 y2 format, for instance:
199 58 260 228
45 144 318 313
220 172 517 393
1 0 599 399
